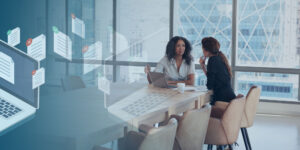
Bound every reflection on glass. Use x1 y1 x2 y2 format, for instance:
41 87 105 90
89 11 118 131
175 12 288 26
117 66 147 83
116 0 169 62
235 72 298 101
174 0 232 61
238 0 300 68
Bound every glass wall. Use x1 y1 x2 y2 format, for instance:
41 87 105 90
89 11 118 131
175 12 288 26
116 0 170 62
60 0 300 102
235 72 299 101
174 0 232 60
237 0 299 68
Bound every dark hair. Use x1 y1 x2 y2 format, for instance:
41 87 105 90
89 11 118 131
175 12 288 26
166 36 193 65
201 37 232 77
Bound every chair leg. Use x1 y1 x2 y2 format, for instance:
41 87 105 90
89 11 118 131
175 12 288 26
228 144 233 150
241 128 251 150
244 128 252 150
207 144 213 150
217 145 225 150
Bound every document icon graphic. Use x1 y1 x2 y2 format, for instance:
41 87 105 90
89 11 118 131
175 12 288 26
7 27 20 47
83 41 102 74
71 13 85 39
98 76 110 95
27 34 46 61
0 51 14 84
32 67 45 89
53 26 72 60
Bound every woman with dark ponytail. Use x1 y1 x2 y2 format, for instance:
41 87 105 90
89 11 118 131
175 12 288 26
199 37 236 105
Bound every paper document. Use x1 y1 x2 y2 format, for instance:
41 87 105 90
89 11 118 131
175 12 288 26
98 76 110 95
32 67 45 89
27 34 46 61
83 41 102 74
71 14 85 39
0 52 14 84
7 27 20 47
53 26 72 60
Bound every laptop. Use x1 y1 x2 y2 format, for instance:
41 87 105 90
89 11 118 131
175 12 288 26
0 40 39 133
148 72 177 88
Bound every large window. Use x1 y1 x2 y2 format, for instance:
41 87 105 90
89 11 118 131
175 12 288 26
174 0 232 60
237 0 300 68
235 72 298 101
116 0 170 62
63 0 300 102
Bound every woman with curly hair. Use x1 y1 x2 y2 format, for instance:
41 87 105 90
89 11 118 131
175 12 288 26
145 36 195 85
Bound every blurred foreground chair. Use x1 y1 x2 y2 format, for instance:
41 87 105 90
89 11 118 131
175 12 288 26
117 118 178 150
171 104 211 150
61 76 85 91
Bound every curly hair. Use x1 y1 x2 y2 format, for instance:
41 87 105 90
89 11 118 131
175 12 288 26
166 36 193 65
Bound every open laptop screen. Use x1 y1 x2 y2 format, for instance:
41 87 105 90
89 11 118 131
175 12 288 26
0 40 39 108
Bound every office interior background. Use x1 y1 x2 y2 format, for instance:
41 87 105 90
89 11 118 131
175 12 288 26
0 0 300 149
1 0 298 102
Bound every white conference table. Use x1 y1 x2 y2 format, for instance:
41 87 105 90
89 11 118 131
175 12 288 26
108 84 211 132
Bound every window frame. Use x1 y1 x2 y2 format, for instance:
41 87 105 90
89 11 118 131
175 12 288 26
58 0 300 103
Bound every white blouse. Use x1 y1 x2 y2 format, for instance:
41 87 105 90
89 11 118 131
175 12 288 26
154 56 195 81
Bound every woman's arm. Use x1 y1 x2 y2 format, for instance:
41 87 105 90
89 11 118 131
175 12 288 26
201 64 207 76
199 56 207 76
144 65 152 84
167 74 195 85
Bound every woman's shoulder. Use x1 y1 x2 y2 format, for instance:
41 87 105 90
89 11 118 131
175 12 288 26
208 55 222 62
158 56 171 64
208 56 223 66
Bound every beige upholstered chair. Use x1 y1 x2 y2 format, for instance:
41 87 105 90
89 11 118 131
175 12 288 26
117 118 178 150
170 104 211 150
215 86 261 150
204 96 246 150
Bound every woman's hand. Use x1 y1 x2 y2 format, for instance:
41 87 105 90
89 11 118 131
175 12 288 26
144 65 151 74
199 56 206 69
167 80 177 85
199 56 206 65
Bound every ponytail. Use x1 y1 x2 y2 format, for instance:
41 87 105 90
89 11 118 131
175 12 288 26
218 51 232 78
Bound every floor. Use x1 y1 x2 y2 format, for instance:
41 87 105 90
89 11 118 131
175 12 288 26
224 114 300 150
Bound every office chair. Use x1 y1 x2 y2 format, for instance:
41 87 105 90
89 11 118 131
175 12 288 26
171 104 212 150
117 118 178 150
215 86 261 150
61 76 86 91
204 96 246 150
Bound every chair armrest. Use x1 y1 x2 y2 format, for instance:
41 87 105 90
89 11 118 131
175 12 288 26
139 124 154 134
170 114 183 122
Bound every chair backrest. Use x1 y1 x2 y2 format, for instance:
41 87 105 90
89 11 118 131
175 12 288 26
241 86 261 127
221 97 246 144
175 104 212 150
139 118 178 150
61 76 86 91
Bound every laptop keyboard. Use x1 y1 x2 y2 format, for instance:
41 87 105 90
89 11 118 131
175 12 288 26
0 99 22 119
122 91 177 117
